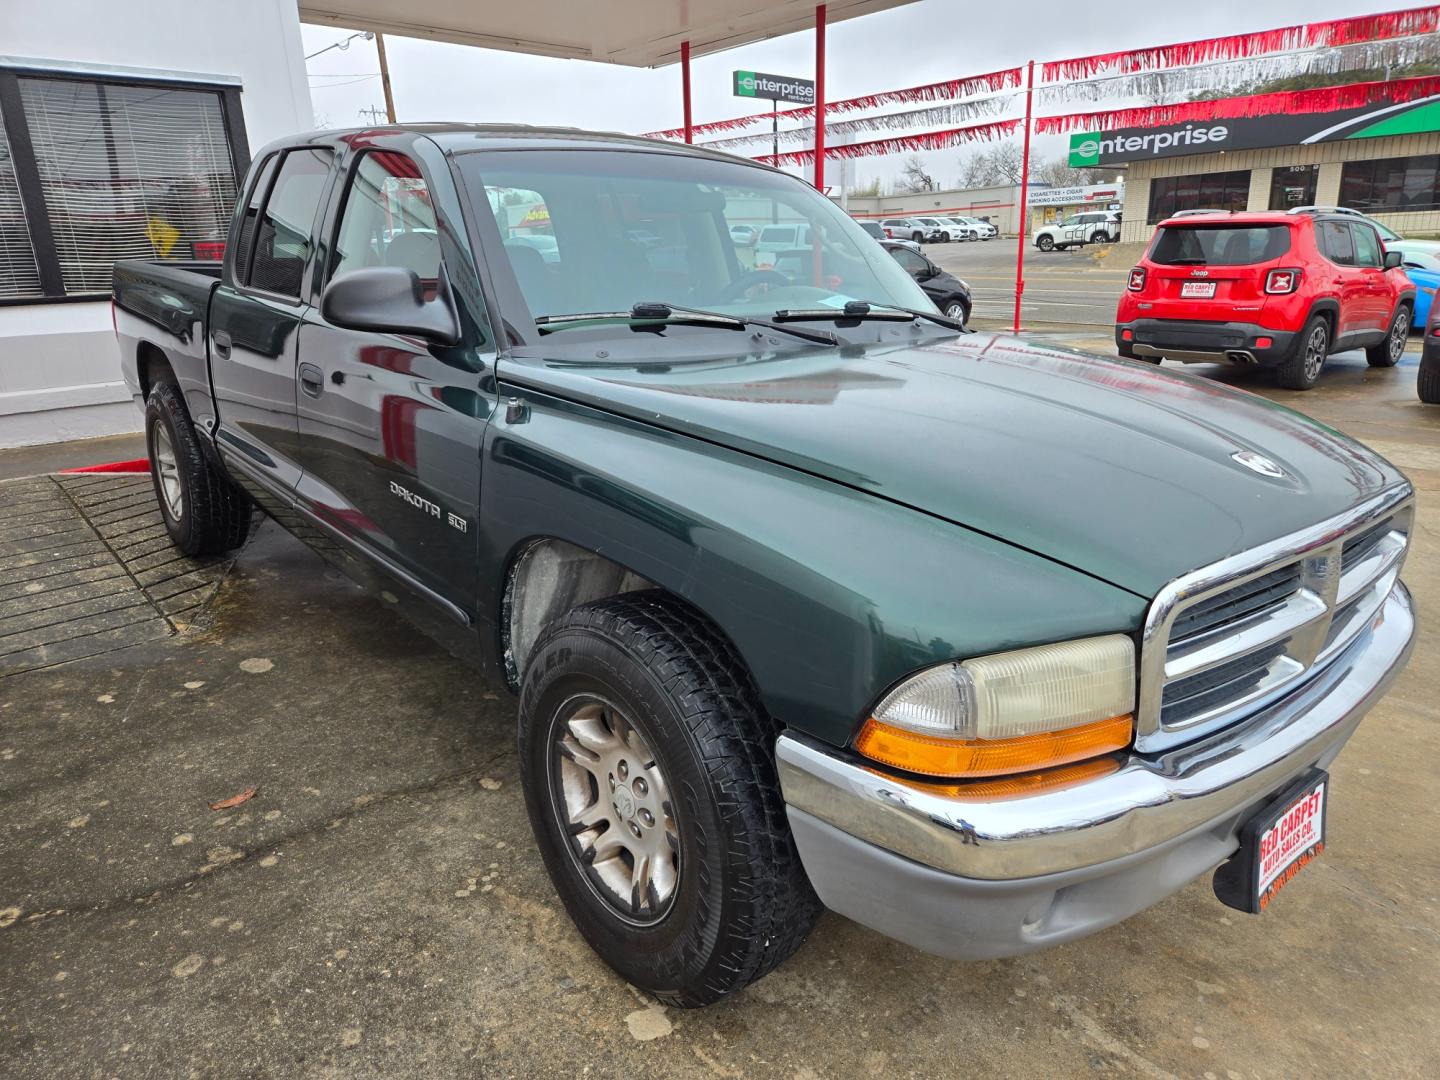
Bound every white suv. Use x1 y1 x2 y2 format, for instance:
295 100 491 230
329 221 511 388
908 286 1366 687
949 216 997 241
1033 211 1119 251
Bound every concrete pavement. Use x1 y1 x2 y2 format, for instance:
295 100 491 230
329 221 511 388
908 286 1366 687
2 349 1439 1078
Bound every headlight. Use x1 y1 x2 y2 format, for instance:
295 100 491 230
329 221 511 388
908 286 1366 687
854 635 1135 779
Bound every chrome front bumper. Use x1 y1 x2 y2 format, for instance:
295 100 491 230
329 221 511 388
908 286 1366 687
777 584 1413 958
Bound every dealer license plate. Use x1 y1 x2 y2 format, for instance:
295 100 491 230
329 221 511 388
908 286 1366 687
1213 769 1327 914
1181 281 1217 298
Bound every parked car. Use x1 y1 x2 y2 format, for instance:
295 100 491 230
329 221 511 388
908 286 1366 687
1388 243 1440 327
880 238 970 322
1116 209 1416 390
505 232 560 263
1294 205 1440 256
114 124 1415 1009
1421 295 1440 403
855 218 920 252
729 223 759 246
881 217 942 243
949 215 997 240
1034 211 1119 251
752 222 812 267
915 217 955 242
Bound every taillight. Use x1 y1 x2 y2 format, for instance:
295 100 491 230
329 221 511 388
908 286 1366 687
1127 267 1146 292
1265 268 1301 294
193 240 226 261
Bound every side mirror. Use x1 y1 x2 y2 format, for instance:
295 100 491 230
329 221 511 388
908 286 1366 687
321 265 461 345
1384 250 1404 270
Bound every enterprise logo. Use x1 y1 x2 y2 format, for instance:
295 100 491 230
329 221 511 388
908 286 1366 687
1070 124 1229 166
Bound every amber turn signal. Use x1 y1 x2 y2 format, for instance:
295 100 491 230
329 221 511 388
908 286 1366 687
882 755 1123 801
854 713 1133 779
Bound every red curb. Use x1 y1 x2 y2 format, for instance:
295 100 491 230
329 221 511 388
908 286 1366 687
58 458 151 475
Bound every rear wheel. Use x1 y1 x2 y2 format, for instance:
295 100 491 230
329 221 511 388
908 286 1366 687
144 381 251 555
1036 235 1055 252
1275 314 1329 390
519 591 821 1008
1367 307 1410 367
1419 351 1440 404
1094 232 1113 244
911 231 924 244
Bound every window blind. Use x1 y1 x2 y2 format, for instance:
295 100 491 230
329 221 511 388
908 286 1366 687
0 109 42 299
18 77 237 296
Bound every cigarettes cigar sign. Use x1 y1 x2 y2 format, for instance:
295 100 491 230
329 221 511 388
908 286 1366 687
1069 95 1440 166
733 70 816 105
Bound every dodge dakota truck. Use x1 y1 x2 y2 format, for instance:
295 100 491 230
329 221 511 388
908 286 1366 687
113 125 1416 1008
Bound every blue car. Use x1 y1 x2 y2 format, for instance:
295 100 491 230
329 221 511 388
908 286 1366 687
1390 243 1440 327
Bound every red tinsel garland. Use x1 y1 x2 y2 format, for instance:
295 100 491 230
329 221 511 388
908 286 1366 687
1035 74 1440 133
641 67 1021 140
1042 5 1440 82
753 119 1020 168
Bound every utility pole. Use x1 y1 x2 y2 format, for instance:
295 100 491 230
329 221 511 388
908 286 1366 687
375 32 397 123
358 105 387 125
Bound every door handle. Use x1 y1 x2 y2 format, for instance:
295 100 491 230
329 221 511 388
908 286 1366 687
212 330 232 359
298 362 325 398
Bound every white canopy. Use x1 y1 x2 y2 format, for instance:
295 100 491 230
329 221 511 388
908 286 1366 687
298 0 915 67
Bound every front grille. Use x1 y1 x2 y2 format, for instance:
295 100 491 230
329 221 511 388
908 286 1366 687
1138 496 1412 752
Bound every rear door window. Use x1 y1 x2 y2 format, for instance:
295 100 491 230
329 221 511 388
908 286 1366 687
1319 220 1356 266
233 154 278 284
1150 225 1290 265
1350 223 1383 268
247 148 333 297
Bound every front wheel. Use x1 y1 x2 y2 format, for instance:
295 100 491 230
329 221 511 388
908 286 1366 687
1036 235 1055 252
943 298 970 325
145 381 252 555
911 231 924 244
518 592 821 1008
1367 307 1410 367
1275 314 1330 390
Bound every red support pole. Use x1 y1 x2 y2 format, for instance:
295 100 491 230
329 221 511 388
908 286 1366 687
681 40 693 144
813 5 826 191
1012 59 1035 334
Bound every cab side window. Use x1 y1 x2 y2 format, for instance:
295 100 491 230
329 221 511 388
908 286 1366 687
1350 223 1382 268
1319 220 1355 267
247 148 334 297
331 151 440 288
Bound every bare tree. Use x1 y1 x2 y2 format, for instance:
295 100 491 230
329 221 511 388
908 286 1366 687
898 154 936 193
850 174 882 198
956 143 1023 187
988 142 1024 185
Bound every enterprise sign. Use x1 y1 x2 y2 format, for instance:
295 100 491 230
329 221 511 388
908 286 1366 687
1068 94 1440 166
733 69 816 105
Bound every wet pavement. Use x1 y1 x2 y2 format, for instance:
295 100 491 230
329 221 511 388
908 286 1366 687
2 346 1438 1078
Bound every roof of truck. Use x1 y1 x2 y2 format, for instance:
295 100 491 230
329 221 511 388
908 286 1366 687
288 123 768 167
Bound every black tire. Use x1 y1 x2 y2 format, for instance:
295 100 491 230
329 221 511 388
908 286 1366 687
939 231 951 243
1275 313 1330 390
1036 235 1055 252
144 381 252 555
943 297 970 325
1419 352 1440 404
1366 306 1410 367
911 231 924 244
518 591 821 1008
1094 232 1113 244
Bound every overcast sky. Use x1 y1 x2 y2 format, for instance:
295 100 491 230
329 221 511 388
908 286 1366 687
301 0 1408 188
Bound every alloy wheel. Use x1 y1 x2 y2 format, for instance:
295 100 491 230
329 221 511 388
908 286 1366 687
1304 323 1328 381
551 697 679 924
1390 310 1410 362
153 424 184 521
944 301 967 323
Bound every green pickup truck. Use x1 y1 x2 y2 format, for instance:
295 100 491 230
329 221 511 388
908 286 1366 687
113 125 1415 1008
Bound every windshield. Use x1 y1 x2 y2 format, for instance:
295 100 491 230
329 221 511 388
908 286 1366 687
1150 225 1291 266
458 150 931 330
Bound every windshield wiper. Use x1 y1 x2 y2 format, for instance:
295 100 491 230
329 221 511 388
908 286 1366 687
772 299 966 331
536 302 839 346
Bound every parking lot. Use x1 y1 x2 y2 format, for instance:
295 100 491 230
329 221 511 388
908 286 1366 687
927 237 1131 329
2 344 1438 1079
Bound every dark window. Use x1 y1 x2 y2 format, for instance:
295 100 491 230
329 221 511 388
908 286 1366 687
232 153 276 287
1340 155 1440 213
1150 225 1291 266
890 247 929 275
1267 164 1319 210
247 149 331 298
1318 220 1355 266
1350 223 1382 268
1147 170 1251 224
0 68 249 302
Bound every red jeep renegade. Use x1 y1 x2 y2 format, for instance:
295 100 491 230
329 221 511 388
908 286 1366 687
1116 209 1416 390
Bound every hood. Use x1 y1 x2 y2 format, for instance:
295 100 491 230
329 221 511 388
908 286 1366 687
499 333 1406 597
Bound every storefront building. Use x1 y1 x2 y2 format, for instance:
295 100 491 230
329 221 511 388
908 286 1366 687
1029 182 1124 225
0 0 312 448
1071 96 1440 246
